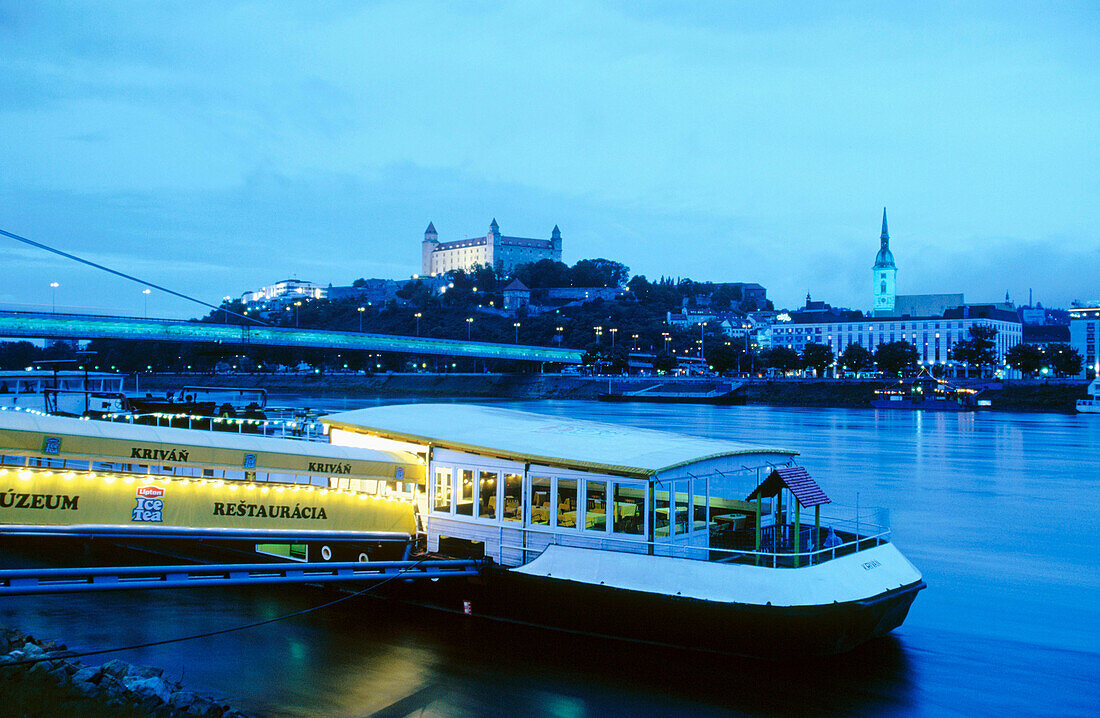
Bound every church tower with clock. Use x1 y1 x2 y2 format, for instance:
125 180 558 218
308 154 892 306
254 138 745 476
872 207 897 316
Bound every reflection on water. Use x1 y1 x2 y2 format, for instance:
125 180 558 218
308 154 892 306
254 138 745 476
2 402 1098 716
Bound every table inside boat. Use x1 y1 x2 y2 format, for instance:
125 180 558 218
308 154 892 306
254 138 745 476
712 514 749 530
530 503 637 527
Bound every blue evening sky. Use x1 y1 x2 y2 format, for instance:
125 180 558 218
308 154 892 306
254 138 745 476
1 2 1097 318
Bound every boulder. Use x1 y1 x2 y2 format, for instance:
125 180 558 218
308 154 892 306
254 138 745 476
127 663 165 679
123 674 173 704
21 641 47 660
101 658 132 678
169 690 200 711
98 674 127 696
72 665 101 684
71 678 100 697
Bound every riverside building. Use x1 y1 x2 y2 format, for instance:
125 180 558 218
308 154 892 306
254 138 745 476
421 219 562 276
1069 304 1100 379
775 210 1022 375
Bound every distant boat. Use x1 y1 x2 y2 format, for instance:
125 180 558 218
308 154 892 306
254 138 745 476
870 370 979 411
1076 379 1100 414
0 370 126 416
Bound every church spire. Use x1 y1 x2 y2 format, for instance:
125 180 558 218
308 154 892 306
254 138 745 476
880 207 889 245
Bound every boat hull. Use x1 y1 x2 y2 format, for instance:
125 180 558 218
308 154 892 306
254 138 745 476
403 566 924 658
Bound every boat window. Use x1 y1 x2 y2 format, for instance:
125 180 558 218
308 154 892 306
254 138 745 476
556 478 578 528
585 480 606 531
456 469 474 516
478 470 498 519
673 479 690 535
502 473 522 521
693 477 708 531
612 483 644 535
530 476 551 525
433 468 452 513
655 486 670 537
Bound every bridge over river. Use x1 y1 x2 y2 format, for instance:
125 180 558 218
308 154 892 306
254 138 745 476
0 311 582 365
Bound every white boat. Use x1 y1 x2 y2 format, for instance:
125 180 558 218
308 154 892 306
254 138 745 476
322 404 925 657
1076 379 1100 413
0 370 126 416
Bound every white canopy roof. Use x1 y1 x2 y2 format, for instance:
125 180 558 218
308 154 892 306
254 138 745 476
323 404 797 478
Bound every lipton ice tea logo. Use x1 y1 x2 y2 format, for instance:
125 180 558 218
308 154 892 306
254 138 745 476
132 485 165 523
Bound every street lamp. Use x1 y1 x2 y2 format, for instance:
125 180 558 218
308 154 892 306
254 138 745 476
294 301 302 328
594 326 603 344
415 312 422 336
142 288 151 318
632 333 639 351
700 322 707 358
555 326 565 346
357 306 365 332
609 328 617 348
466 317 473 340
662 332 671 353
49 282 59 313
513 322 521 344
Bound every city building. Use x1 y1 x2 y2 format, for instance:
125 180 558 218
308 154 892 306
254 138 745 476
502 279 531 313
326 279 402 306
240 279 326 306
773 305 1021 376
421 219 562 276
1069 303 1100 379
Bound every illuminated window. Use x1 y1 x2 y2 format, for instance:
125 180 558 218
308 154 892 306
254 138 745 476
478 470 497 519
456 469 474 516
612 483 645 535
502 473 522 521
556 479 578 528
433 468 451 513
530 476 551 525
585 480 607 531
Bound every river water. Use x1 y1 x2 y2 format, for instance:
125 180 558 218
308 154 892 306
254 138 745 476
2 400 1097 716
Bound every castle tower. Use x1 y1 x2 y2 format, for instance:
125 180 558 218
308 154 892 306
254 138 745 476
421 221 438 276
487 218 502 272
872 207 897 315
551 225 562 261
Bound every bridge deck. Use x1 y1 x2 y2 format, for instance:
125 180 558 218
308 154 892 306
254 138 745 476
0 311 582 363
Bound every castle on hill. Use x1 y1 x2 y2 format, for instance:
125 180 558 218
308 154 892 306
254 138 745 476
421 219 562 276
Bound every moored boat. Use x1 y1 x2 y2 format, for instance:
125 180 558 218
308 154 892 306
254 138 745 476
871 370 978 411
322 404 925 657
1076 378 1100 414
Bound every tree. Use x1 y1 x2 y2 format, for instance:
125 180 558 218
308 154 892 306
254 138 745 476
705 342 741 375
1005 343 1045 377
569 258 630 288
513 259 569 288
761 346 801 373
801 342 833 377
951 325 998 377
1047 343 1083 378
874 341 919 377
840 343 874 374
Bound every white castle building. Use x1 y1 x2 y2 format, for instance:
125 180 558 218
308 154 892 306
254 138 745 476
421 219 562 276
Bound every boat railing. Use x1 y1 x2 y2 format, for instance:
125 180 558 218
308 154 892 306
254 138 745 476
100 411 329 442
497 520 891 569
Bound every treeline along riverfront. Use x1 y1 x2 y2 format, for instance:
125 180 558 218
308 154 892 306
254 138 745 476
135 373 1089 413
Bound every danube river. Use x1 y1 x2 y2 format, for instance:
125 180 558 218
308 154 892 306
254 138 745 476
2 401 1097 716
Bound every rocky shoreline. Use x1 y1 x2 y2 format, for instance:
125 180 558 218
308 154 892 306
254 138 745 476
0 627 250 718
